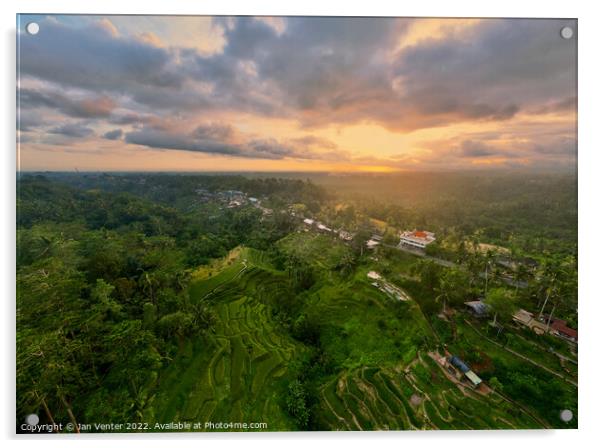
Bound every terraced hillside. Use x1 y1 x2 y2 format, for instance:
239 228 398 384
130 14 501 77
146 247 306 430
317 354 543 430
145 233 568 431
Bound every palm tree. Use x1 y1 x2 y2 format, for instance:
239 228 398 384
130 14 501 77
435 277 451 315
483 250 495 296
537 262 562 321
513 263 530 297
544 266 574 331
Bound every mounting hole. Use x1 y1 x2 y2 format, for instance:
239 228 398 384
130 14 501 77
560 409 573 422
560 26 574 40
26 22 39 35
25 414 39 425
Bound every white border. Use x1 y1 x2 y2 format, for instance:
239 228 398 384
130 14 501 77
3 1 601 447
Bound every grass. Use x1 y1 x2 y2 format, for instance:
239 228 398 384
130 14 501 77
277 232 351 271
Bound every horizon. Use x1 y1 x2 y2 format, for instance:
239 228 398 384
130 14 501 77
17 167 577 175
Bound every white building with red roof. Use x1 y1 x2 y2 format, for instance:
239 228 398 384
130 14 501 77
399 230 436 249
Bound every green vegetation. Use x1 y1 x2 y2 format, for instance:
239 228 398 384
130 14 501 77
16 172 577 431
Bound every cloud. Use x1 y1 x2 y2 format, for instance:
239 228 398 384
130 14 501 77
459 140 500 158
103 129 123 140
192 123 235 141
20 88 116 118
124 120 347 161
531 96 577 115
389 20 575 127
19 17 576 131
48 122 94 138
108 113 147 125
17 15 577 170
124 126 290 159
290 135 338 150
19 17 188 110
18 110 45 131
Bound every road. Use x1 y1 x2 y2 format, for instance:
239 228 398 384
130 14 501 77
383 243 526 288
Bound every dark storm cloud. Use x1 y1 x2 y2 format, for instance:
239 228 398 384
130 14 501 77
103 129 123 140
48 122 95 138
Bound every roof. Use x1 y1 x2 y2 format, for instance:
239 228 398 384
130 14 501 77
339 230 353 240
465 370 482 386
464 300 489 315
449 356 470 373
549 319 578 340
513 309 534 325
366 239 380 248
399 229 436 245
541 315 578 339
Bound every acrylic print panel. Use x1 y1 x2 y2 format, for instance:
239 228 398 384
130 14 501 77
16 15 577 433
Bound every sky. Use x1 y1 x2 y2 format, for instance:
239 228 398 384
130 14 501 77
17 15 577 172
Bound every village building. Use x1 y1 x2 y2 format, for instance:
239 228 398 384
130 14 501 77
303 218 315 226
448 355 482 388
399 230 436 249
367 271 381 280
543 316 578 343
317 223 333 233
512 309 548 335
338 230 354 241
464 300 489 318
366 239 380 250
465 370 483 387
